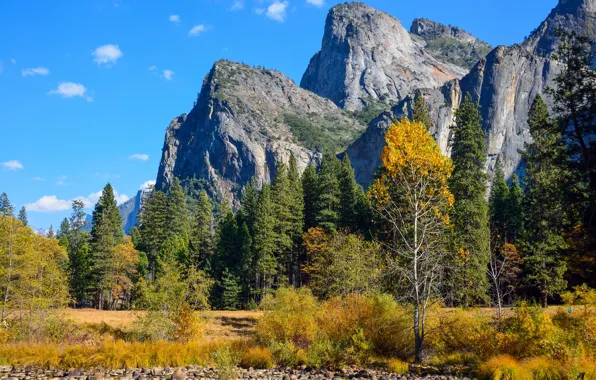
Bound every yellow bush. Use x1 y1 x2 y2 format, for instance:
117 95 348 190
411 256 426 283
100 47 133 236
523 357 566 380
268 341 301 367
478 355 532 380
240 347 275 369
256 287 320 348
386 358 409 374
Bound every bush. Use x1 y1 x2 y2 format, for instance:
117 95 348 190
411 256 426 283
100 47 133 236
478 355 532 380
523 357 566 380
386 359 409 374
240 347 275 369
268 341 302 368
210 346 240 380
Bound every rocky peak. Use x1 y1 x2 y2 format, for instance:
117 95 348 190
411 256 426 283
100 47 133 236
300 2 468 111
410 18 492 69
523 0 596 56
156 60 366 204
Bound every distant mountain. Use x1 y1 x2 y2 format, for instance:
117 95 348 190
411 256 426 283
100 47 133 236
153 0 595 202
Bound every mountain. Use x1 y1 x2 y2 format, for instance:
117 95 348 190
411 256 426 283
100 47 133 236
84 189 146 234
154 0 595 202
410 18 493 69
300 2 469 112
155 60 366 204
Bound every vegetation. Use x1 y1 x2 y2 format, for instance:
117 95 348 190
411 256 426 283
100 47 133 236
425 37 492 69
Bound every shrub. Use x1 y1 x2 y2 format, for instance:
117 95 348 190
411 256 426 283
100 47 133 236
478 355 532 380
523 357 566 380
240 347 275 369
303 339 344 368
386 359 409 374
210 346 240 380
256 287 320 348
268 341 301 368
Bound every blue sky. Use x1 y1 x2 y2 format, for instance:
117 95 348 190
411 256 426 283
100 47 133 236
0 0 558 231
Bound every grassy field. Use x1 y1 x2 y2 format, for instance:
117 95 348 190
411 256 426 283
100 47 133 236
62 309 263 340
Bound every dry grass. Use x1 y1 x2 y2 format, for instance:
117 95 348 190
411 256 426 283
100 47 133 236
62 309 262 340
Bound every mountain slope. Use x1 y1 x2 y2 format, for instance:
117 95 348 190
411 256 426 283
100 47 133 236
155 60 366 203
300 2 469 111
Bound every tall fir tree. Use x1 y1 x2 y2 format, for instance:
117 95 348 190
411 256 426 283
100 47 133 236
448 93 491 306
521 94 572 307
412 92 433 131
0 193 13 217
287 154 305 284
238 179 260 234
57 217 70 247
507 174 524 243
252 184 277 298
301 163 319 231
165 178 191 264
47 225 55 239
489 159 510 243
67 200 91 307
191 190 213 268
17 207 28 227
272 162 294 284
213 201 239 279
315 154 341 231
338 154 359 232
89 183 123 309
138 190 169 278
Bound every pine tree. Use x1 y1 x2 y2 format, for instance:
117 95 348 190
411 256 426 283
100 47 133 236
252 184 277 298
191 190 213 268
139 190 169 278
219 268 242 310
507 174 524 243
448 93 490 306
89 183 123 309
17 207 27 227
165 178 191 264
0 193 13 217
287 154 305 284
213 201 239 280
338 154 359 231
129 226 141 248
67 200 91 307
47 225 55 239
238 179 260 234
272 162 293 283
302 163 319 231
489 159 510 243
412 92 433 131
520 94 572 307
316 154 341 231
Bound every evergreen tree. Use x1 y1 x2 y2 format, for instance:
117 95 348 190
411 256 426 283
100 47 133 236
89 183 123 309
315 154 341 231
17 207 27 226
47 225 55 239
219 268 242 310
165 178 191 264
0 193 13 217
272 162 293 283
287 154 305 284
489 159 510 243
67 200 91 307
412 92 433 131
138 190 169 278
129 226 141 248
448 93 491 306
520 94 572 307
507 174 524 243
252 184 277 298
213 201 239 279
301 163 319 231
191 190 213 268
338 154 359 231
238 179 260 234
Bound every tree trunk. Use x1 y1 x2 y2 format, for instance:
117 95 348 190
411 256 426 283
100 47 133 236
414 304 423 364
541 292 548 308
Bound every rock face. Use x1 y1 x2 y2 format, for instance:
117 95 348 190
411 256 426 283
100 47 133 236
410 18 493 69
300 2 469 111
523 0 596 56
155 60 365 203
119 190 145 234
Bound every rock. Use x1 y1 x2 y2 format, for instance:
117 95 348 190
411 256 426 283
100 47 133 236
155 60 365 204
410 18 493 69
300 2 468 111
172 368 186 380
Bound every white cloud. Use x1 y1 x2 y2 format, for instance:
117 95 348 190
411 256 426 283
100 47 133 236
25 195 72 213
169 14 180 23
230 0 244 11
86 189 128 205
32 177 45 181
92 44 123 66
188 24 206 36
56 175 67 185
22 66 50 77
162 69 174 80
129 153 149 161
266 1 289 22
140 180 156 191
305 0 323 6
48 82 92 101
148 65 157 71
2 160 23 171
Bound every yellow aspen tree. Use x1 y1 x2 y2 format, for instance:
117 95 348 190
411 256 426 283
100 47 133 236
368 119 454 364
